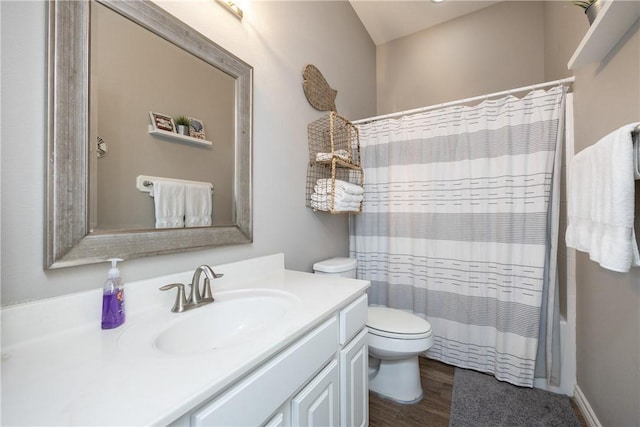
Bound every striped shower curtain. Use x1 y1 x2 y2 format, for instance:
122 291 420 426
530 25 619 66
350 86 566 387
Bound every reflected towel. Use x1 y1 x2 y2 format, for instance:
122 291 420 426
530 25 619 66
565 123 640 272
185 183 212 227
150 181 185 229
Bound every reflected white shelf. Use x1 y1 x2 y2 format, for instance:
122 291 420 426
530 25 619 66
568 0 640 69
148 125 212 147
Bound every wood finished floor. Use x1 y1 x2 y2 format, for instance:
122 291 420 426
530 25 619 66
368 357 587 427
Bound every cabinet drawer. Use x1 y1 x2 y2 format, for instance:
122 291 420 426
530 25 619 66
339 294 368 345
192 317 338 426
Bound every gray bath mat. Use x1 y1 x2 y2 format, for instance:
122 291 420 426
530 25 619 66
449 368 582 427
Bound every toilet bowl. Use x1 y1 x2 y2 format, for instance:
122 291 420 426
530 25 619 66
367 306 433 403
313 257 434 405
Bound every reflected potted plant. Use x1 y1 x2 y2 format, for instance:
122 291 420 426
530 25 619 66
175 115 191 136
572 0 603 25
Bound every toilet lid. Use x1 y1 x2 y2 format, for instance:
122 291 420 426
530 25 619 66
313 257 357 274
367 307 432 336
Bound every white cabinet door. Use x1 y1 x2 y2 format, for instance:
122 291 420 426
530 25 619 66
340 329 368 427
291 359 340 427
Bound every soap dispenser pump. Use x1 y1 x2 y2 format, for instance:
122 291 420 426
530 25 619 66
101 258 125 329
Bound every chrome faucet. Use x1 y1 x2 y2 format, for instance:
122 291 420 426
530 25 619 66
159 265 224 312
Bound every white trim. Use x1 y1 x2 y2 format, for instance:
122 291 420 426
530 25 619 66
574 385 603 427
352 77 575 124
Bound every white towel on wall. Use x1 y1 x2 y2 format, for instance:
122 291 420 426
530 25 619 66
185 183 212 227
150 181 185 229
565 122 640 272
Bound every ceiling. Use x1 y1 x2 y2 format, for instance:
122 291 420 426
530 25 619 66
349 1 501 45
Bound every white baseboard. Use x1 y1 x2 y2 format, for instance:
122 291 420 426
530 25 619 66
574 384 602 427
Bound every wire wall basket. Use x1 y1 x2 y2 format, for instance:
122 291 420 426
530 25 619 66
307 111 361 167
306 111 364 214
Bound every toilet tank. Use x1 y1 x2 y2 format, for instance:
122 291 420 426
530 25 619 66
313 257 357 278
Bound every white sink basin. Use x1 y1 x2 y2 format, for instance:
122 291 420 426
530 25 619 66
118 289 299 356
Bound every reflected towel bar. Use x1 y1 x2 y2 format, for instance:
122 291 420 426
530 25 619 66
136 175 213 193
142 180 213 192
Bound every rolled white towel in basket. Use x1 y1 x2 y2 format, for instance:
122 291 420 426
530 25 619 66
311 199 361 212
314 179 364 195
315 149 351 162
311 192 363 205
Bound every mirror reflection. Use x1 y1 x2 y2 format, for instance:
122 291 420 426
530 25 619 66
89 2 235 231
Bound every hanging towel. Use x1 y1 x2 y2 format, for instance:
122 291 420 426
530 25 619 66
185 183 212 227
150 181 185 229
566 123 640 272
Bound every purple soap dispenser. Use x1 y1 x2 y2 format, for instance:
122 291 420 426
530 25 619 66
101 258 125 329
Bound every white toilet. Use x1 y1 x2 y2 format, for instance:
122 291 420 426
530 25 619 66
313 257 434 404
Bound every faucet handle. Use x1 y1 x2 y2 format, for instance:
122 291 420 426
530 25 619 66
201 278 215 303
159 283 188 313
201 269 223 302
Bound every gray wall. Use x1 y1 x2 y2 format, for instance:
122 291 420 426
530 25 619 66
0 0 376 304
376 1 545 115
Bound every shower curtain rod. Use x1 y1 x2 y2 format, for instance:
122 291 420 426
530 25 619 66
351 76 575 125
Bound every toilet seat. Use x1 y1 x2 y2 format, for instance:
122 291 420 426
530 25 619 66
367 307 432 340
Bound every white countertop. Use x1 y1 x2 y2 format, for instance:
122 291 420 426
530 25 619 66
1 254 369 426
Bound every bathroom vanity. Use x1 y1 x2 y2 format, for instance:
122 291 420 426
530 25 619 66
1 254 369 426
